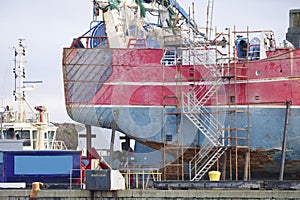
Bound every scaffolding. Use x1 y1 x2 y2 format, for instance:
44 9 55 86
161 25 185 180
217 27 251 181
160 6 251 181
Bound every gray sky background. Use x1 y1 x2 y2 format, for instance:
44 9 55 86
0 0 299 123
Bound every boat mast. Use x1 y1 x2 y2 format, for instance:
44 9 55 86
13 39 26 123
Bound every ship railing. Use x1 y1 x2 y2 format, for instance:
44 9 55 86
249 43 261 60
161 28 218 67
119 168 162 190
185 46 216 64
161 48 186 66
161 49 178 66
69 168 84 190
127 38 147 49
52 140 68 150
163 25 226 67
179 29 216 62
70 36 109 49
180 47 217 66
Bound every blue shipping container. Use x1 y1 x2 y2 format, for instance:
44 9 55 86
0 150 81 184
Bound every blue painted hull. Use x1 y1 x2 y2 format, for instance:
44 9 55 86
68 105 300 156
69 105 300 179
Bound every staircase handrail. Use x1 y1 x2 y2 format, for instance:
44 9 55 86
189 141 214 179
191 147 226 181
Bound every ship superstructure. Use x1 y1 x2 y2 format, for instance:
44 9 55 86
0 40 66 150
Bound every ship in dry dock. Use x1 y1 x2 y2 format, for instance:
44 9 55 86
62 0 300 181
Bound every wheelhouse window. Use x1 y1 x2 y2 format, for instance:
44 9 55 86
48 131 55 139
3 128 17 139
44 131 55 149
33 130 37 149
15 130 31 146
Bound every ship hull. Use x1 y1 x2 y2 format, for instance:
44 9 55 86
63 47 300 150
63 45 300 179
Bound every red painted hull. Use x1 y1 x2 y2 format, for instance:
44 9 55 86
63 48 300 107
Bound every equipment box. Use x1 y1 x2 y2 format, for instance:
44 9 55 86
85 170 125 191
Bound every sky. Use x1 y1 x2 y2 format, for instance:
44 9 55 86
0 0 299 123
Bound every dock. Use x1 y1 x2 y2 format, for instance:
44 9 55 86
1 189 300 200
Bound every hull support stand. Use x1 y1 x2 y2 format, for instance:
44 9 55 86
109 120 116 166
86 125 92 158
279 100 292 181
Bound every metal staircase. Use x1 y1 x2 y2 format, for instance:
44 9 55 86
190 146 225 181
179 31 227 181
160 19 227 180
183 94 226 180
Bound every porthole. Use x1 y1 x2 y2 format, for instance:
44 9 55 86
230 96 235 103
256 70 261 76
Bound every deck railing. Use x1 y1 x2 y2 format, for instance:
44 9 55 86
70 36 109 49
119 168 162 189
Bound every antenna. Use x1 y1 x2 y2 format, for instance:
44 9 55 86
13 39 43 122
13 39 26 122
